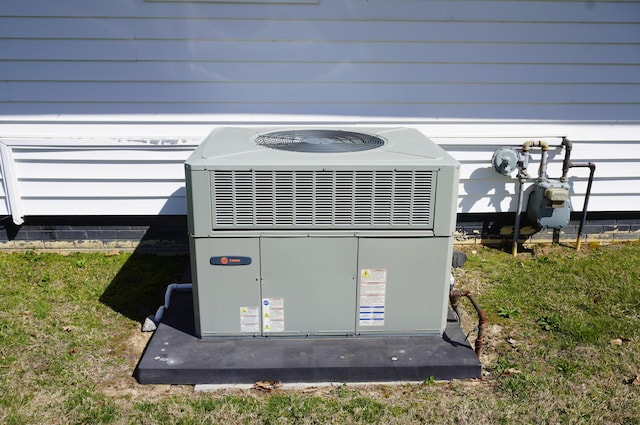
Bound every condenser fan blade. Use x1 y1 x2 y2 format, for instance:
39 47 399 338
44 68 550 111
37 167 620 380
255 130 385 153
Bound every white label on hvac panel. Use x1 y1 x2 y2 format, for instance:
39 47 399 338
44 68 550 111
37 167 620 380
359 269 387 326
262 298 285 333
239 306 259 333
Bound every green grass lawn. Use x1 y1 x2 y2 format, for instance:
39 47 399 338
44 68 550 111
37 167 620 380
0 243 639 424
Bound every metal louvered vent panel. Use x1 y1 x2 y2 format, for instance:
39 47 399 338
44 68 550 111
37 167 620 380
211 170 434 229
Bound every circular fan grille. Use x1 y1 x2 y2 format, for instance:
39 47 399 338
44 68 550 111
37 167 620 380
255 130 385 153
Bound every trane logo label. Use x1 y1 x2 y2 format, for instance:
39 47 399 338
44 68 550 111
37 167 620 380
210 170 435 229
210 256 252 266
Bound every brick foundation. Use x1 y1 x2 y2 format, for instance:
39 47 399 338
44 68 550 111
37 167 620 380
454 212 640 246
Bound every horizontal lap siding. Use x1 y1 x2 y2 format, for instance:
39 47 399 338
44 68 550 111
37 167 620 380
1 1 639 119
8 145 195 215
0 174 7 215
434 137 640 213
3 130 638 216
0 0 639 216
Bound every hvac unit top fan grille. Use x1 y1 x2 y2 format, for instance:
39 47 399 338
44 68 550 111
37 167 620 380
255 130 385 153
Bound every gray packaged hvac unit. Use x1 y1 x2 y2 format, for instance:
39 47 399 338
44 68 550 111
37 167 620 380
185 127 460 339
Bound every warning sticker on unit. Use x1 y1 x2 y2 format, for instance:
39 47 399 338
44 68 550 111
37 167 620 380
239 306 259 333
359 269 387 326
262 298 285 333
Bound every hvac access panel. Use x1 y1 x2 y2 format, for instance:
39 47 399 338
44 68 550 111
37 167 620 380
260 237 357 336
356 237 452 336
190 237 261 338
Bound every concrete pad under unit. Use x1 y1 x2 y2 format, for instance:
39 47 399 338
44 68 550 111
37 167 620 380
135 292 482 385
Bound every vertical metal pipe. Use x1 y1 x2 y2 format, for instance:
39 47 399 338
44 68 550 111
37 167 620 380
561 138 596 250
573 163 596 251
561 138 572 182
512 178 525 256
539 148 549 180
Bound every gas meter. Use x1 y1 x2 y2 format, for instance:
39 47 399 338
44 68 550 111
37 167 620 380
527 180 571 229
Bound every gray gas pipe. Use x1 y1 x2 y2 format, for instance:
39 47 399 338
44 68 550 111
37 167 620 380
492 138 595 256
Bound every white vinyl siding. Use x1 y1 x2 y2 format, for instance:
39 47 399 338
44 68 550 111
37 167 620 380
0 0 639 219
440 138 640 214
1 142 195 216
0 171 8 216
1 123 638 218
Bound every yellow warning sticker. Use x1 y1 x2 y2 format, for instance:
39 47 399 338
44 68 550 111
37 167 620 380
262 298 285 333
239 306 259 333
360 269 386 283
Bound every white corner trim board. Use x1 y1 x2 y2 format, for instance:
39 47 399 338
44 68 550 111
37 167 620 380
0 143 24 225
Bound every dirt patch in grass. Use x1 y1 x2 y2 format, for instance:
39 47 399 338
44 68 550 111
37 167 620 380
97 331 193 402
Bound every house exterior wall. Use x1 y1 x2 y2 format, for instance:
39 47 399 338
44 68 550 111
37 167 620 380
2 0 640 119
0 0 639 223
1 122 638 219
